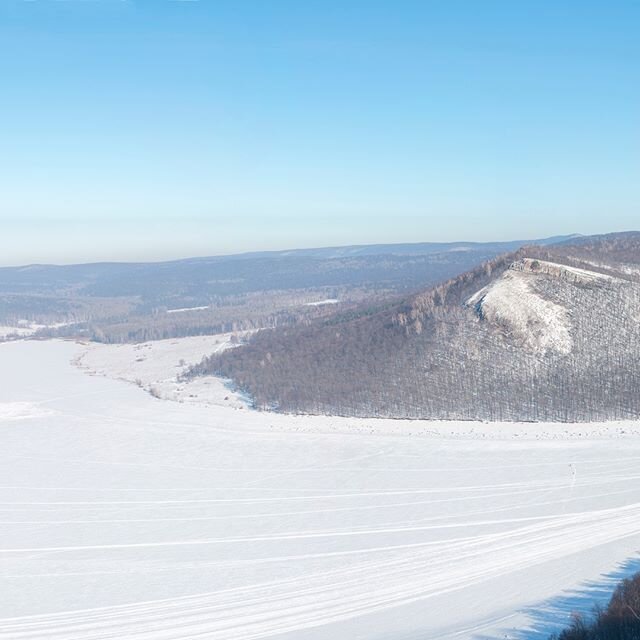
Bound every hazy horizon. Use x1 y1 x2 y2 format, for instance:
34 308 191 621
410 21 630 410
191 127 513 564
0 230 620 269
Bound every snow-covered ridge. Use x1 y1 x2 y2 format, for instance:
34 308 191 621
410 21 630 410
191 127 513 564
511 258 615 283
579 258 640 279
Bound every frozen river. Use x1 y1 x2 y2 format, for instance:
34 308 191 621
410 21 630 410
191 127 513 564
1 340 640 639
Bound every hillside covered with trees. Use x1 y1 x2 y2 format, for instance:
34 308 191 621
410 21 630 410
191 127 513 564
550 571 640 640
194 232 640 422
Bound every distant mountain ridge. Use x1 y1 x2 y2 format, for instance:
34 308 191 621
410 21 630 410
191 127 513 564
202 231 640 422
205 234 580 260
0 234 579 270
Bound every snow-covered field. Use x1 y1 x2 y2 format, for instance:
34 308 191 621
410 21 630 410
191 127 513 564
304 299 339 307
0 324 44 339
1 339 640 640
76 334 249 409
0 322 73 340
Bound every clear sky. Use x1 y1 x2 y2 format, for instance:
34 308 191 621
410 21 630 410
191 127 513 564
0 0 638 265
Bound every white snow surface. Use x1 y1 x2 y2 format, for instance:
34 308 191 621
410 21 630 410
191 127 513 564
2 339 640 640
0 322 72 340
166 306 210 314
76 334 248 409
468 268 573 355
304 299 340 306
0 326 35 339
0 402 55 422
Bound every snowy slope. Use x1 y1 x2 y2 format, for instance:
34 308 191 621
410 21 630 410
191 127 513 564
466 257 629 357
1 340 640 640
467 267 573 355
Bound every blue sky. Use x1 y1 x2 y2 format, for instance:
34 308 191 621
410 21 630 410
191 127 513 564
0 0 638 265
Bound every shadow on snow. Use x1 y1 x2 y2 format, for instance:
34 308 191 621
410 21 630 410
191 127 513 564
473 555 640 640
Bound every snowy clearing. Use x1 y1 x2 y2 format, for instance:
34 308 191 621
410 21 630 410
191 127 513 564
76 334 248 409
0 322 72 340
304 299 340 307
1 339 640 639
0 326 36 339
166 306 210 314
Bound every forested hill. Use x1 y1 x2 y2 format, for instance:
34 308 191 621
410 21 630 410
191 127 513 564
199 232 640 422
